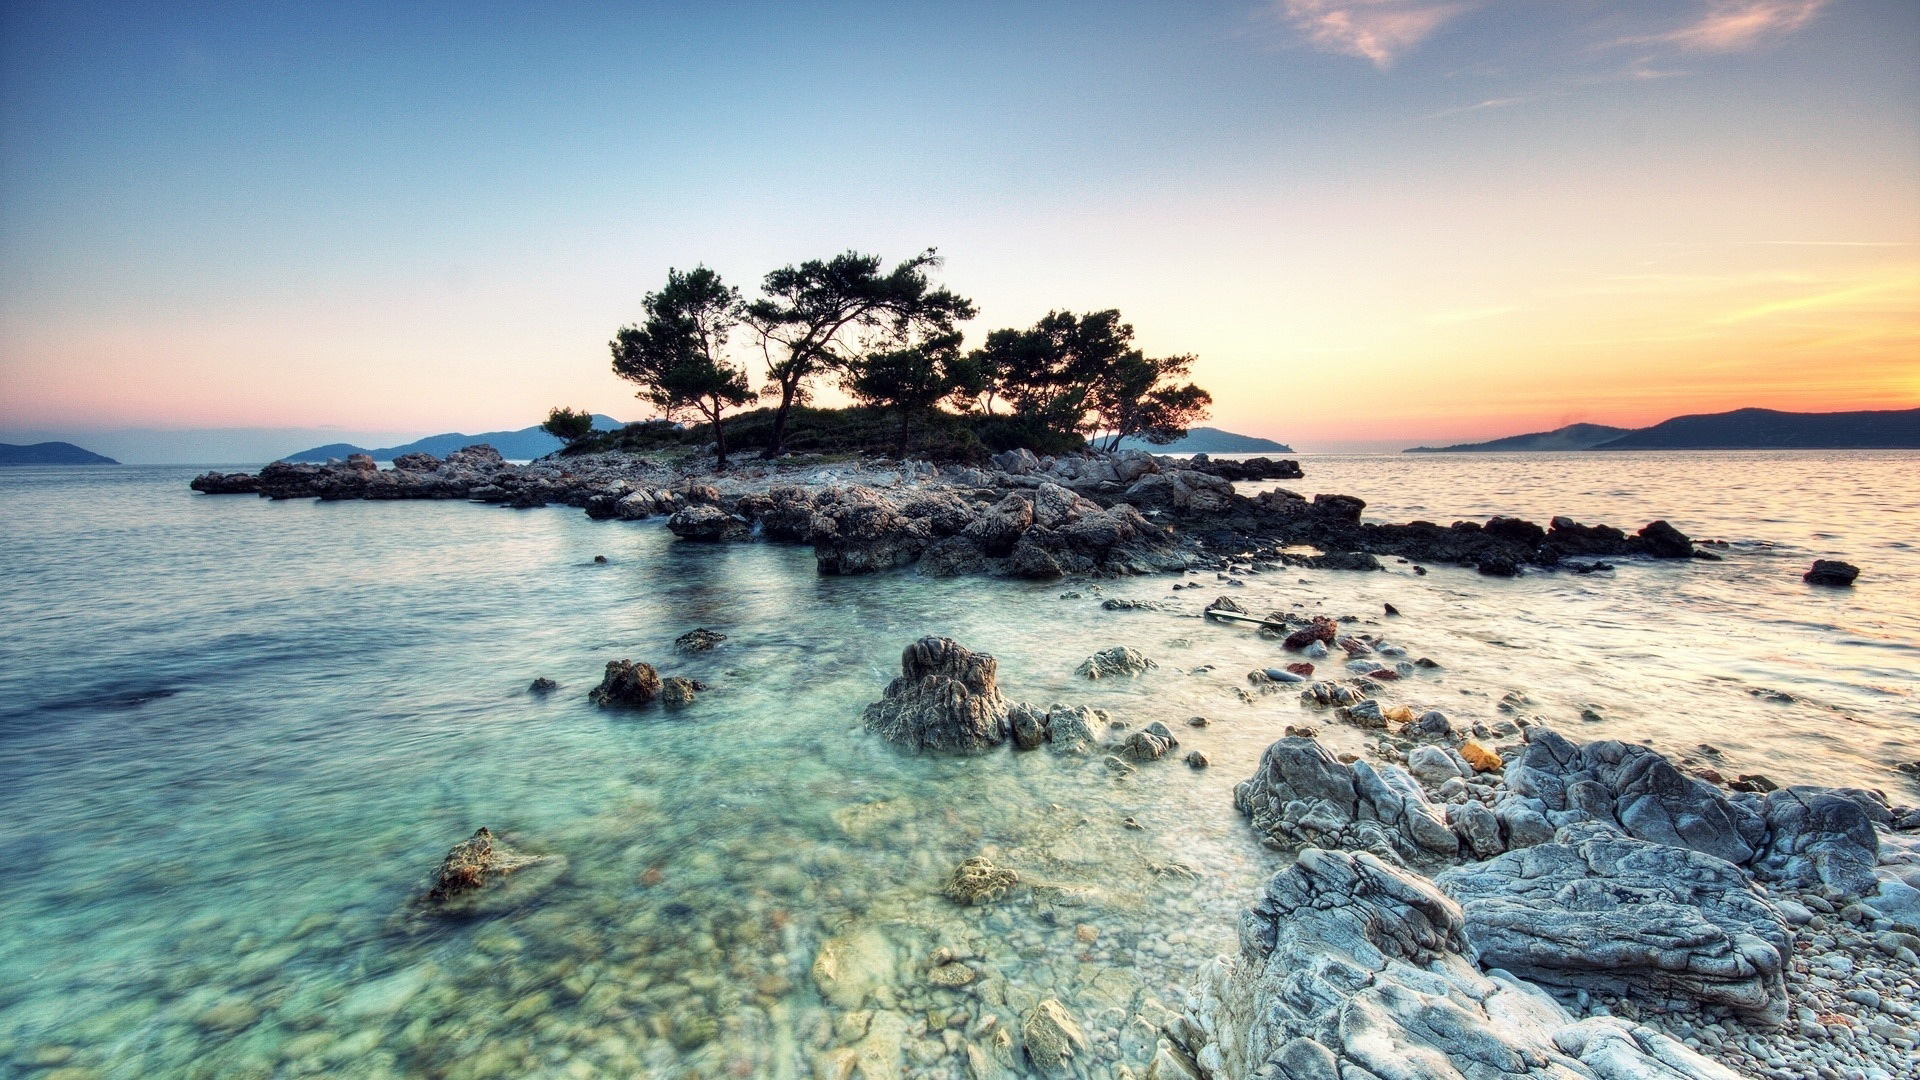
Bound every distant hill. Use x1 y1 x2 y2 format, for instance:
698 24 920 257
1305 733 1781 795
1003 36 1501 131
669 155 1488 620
0 441 119 465
1406 423 1631 453
1116 427 1293 454
1593 407 1920 450
284 415 626 463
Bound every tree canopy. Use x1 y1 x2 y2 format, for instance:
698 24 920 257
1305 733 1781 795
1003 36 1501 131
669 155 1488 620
843 330 971 456
541 406 595 443
609 265 757 467
743 249 976 458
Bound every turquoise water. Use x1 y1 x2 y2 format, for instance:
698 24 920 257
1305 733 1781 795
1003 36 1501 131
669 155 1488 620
2 452 1916 1078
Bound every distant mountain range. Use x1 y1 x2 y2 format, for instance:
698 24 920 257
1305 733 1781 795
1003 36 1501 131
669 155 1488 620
1405 408 1920 453
0 441 119 465
1117 426 1294 454
283 415 626 462
1406 423 1630 454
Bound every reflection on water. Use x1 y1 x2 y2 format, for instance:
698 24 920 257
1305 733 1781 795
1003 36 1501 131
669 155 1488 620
1 452 1915 1077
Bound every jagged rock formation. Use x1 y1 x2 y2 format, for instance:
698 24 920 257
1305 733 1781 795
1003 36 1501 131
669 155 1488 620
861 637 1010 754
423 827 550 906
1436 825 1793 1022
1172 847 1738 1080
588 660 662 707
1076 646 1157 679
1232 736 1459 864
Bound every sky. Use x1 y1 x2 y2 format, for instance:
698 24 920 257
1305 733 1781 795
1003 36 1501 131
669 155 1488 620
1 0 1916 459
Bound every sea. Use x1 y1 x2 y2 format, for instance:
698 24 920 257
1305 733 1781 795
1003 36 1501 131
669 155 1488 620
1 450 1916 1078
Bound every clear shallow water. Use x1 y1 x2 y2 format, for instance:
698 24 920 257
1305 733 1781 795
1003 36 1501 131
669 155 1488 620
1 452 1916 1078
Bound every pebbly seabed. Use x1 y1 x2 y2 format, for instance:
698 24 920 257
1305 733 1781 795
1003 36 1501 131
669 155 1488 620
0 448 1915 1079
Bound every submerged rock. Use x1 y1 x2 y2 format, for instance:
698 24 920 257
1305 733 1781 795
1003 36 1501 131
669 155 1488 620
1021 999 1088 1070
527 677 558 695
587 659 662 707
861 637 1009 753
423 827 547 905
945 856 1019 905
1076 646 1156 679
1437 825 1792 1022
1174 846 1738 1080
660 676 700 706
673 628 727 652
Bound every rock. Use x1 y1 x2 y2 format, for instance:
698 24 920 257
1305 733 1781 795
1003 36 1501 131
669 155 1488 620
1281 617 1337 651
1176 846 1740 1080
811 929 896 1009
1749 786 1881 896
1459 741 1503 773
1005 538 1064 580
1258 667 1304 684
945 856 1019 906
660 676 699 706
1007 702 1049 751
1120 728 1176 762
1205 595 1249 618
1636 519 1695 559
1021 999 1087 1069
928 962 976 988
861 637 1009 754
1042 705 1100 753
423 827 546 904
1232 736 1458 864
674 628 727 652
588 660 662 707
1076 646 1156 679
1496 727 1764 865
1436 825 1792 1022
1403 710 1452 738
1407 745 1470 784
527 677 558 695
1285 662 1313 677
666 504 750 541
1804 559 1860 586
1185 750 1210 769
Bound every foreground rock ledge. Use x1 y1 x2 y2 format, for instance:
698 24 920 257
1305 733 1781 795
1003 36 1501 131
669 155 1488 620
1172 846 1739 1080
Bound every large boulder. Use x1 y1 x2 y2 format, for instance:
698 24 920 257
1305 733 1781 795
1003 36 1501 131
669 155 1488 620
1437 825 1792 1023
860 637 1009 753
1232 736 1458 864
1748 785 1881 895
1076 646 1156 679
588 660 662 707
810 488 932 574
667 504 749 541
1496 727 1765 865
1803 559 1859 586
1173 847 1739 1080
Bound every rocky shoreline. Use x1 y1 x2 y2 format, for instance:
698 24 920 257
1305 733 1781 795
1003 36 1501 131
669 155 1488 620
188 443 1914 1079
411 616 1920 1080
191 444 1705 579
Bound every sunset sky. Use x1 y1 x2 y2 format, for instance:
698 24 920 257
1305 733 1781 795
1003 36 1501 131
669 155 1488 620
2 0 1916 457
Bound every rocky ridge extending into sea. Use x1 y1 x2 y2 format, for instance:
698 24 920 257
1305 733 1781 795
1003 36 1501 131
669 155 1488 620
191 444 1703 580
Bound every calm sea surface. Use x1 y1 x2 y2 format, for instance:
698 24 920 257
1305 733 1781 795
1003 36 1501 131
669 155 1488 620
1 451 1916 1078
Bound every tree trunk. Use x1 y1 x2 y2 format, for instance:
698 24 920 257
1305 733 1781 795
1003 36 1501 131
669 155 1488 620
896 410 913 458
763 383 798 459
709 404 728 470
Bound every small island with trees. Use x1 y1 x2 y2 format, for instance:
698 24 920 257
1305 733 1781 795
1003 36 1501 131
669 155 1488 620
547 248 1213 466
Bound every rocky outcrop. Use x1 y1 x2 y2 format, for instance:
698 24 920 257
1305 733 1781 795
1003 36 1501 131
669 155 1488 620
1173 847 1738 1080
1436 825 1793 1022
861 637 1009 753
1804 559 1860 586
666 505 749 541
1176 455 1303 482
588 660 662 707
1748 785 1882 895
1006 702 1102 753
673 628 726 653
423 827 549 905
1495 727 1766 866
1076 646 1157 679
1232 736 1459 864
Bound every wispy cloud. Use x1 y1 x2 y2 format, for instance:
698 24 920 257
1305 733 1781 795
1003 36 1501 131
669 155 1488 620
1636 0 1832 53
1422 95 1525 119
1275 0 1475 67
